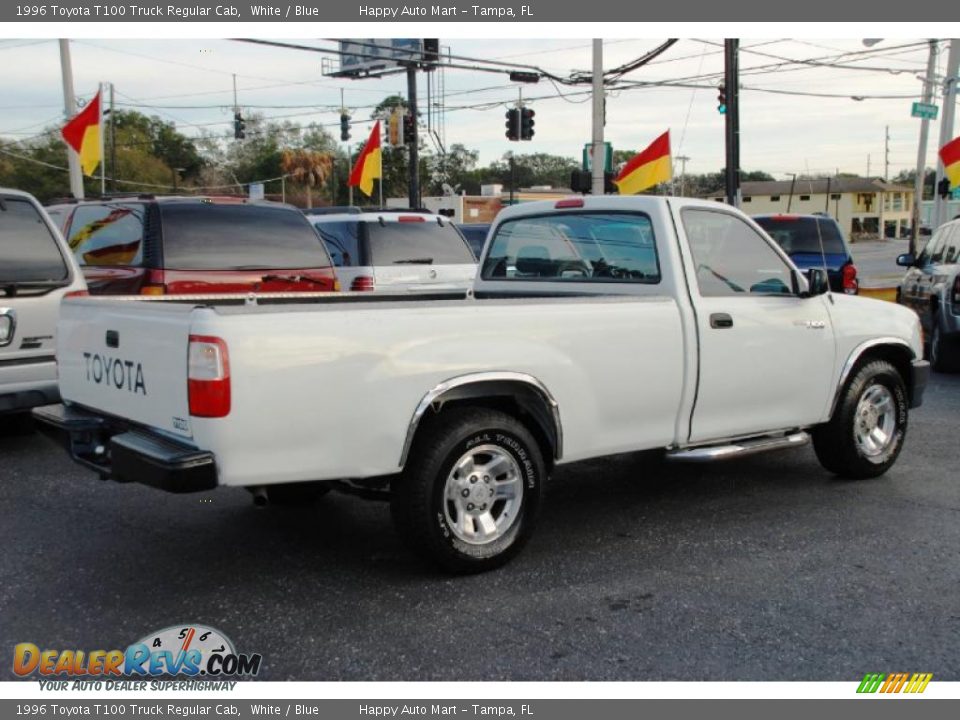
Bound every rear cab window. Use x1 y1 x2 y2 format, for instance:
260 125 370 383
312 220 362 267
66 202 146 267
366 220 476 266
480 212 660 283
159 203 332 270
0 195 69 285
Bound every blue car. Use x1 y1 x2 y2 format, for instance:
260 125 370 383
753 213 859 295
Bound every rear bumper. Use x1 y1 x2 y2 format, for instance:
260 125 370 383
0 384 60 414
0 357 59 413
910 359 930 409
32 403 217 493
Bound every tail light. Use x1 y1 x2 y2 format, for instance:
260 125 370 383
350 275 375 292
188 335 230 418
64 290 89 298
140 269 166 295
842 263 859 295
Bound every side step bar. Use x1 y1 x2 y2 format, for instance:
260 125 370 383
666 431 810 463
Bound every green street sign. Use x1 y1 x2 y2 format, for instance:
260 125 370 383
583 142 613 173
911 102 938 120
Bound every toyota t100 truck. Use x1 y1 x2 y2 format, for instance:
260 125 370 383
34 196 929 572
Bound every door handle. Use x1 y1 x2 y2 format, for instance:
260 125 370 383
709 312 734 329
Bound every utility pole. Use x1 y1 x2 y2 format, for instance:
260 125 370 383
884 125 890 181
109 82 116 193
911 39 938 255
867 154 871 177
591 39 605 196
406 64 420 208
724 39 741 207
58 39 84 199
935 39 960 229
675 155 690 196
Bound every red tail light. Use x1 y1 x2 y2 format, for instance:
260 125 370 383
350 275 375 291
188 335 230 418
64 290 89 298
842 263 859 295
555 198 585 209
398 215 425 222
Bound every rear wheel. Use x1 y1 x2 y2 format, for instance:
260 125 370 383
812 359 908 479
391 407 545 573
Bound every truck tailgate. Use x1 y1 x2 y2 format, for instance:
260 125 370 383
56 298 195 440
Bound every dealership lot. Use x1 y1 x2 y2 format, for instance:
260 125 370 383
2 371 958 682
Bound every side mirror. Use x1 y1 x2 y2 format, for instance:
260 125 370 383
802 268 830 297
896 253 916 267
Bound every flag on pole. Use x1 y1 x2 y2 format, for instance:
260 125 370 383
939 136 960 190
61 89 102 177
348 120 382 197
613 131 672 195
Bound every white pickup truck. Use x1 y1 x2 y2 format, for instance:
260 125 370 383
35 196 929 572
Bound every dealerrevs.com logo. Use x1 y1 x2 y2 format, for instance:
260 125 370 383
13 624 262 688
856 673 933 694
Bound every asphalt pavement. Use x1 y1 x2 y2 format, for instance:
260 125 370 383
2 372 959 682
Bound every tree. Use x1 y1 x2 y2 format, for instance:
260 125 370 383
280 149 333 208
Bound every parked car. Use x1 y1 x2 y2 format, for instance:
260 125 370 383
35 196 927 572
896 217 960 372
52 195 339 295
753 213 858 294
456 223 491 259
309 210 476 291
1 188 87 417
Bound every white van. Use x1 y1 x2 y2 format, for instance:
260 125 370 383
1 188 87 416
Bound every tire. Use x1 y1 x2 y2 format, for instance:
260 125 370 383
929 317 960 373
812 359 908 480
265 482 331 506
391 407 545 573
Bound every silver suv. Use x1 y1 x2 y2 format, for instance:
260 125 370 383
1 189 87 416
309 210 476 292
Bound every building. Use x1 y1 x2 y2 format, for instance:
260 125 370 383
708 177 914 241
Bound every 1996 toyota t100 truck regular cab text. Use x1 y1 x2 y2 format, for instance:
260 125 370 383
35 196 929 572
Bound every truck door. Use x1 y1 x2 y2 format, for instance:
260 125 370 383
676 207 837 443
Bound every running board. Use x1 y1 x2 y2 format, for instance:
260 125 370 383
666 431 810 463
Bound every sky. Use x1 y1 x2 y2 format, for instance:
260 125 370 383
0 36 953 184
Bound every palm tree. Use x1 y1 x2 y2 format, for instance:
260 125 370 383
280 149 333 208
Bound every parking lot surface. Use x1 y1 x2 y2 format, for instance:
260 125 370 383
2 373 958 681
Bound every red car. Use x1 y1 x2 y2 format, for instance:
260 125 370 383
49 195 339 295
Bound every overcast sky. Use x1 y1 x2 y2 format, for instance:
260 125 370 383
0 36 953 182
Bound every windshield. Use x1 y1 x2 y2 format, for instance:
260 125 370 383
754 216 846 255
0 196 69 284
159 203 332 270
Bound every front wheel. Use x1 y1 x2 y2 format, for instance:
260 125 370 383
391 407 545 573
812 359 908 479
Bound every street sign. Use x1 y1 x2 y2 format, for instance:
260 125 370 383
911 102 938 120
583 142 612 173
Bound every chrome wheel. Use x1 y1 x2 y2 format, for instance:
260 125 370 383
853 384 897 458
443 444 523 545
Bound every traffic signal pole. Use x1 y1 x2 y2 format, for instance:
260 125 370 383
911 39 938 256
724 39 740 207
934 40 960 229
406 64 420 209
58 40 84 200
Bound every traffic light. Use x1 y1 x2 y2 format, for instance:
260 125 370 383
402 113 416 145
505 108 520 141
388 110 401 146
520 107 535 141
938 177 952 198
233 111 245 140
717 84 726 114
340 113 351 142
422 38 439 67
604 171 617 194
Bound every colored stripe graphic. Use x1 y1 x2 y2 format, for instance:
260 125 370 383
857 672 931 693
